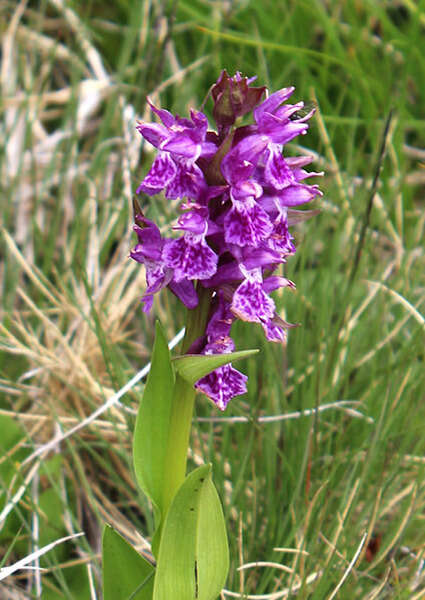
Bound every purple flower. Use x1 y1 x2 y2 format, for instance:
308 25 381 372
137 100 217 201
130 216 198 312
131 72 322 409
194 294 247 411
162 207 218 282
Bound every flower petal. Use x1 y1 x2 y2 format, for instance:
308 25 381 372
277 183 322 207
189 109 209 137
137 152 177 195
168 279 199 309
163 235 218 282
195 365 248 411
136 122 169 148
264 146 294 190
176 209 209 235
265 121 309 145
224 199 272 247
162 133 202 160
165 161 206 200
140 265 173 313
267 214 296 255
147 98 176 127
231 269 275 323
261 320 287 344
130 220 163 263
205 294 234 340
253 87 295 123
263 276 295 293
221 135 268 184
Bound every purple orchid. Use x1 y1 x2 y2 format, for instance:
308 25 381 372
130 216 198 312
131 71 322 409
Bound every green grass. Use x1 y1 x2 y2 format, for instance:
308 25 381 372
1 0 425 598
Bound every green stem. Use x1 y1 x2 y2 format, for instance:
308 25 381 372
161 286 213 516
181 285 214 354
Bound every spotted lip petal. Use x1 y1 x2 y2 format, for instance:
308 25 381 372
165 160 206 200
195 365 248 411
267 212 296 255
224 198 273 248
203 246 283 288
136 152 177 195
231 269 275 324
163 234 218 282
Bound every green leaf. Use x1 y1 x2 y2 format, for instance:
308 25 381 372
153 464 229 600
102 525 155 600
133 321 175 519
172 349 259 386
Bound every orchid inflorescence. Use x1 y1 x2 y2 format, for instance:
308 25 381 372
131 71 322 410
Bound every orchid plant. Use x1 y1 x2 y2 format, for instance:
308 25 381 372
102 71 322 600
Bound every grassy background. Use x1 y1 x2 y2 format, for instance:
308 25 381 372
1 0 425 598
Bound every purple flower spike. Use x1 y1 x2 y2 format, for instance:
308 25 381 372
131 73 322 408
